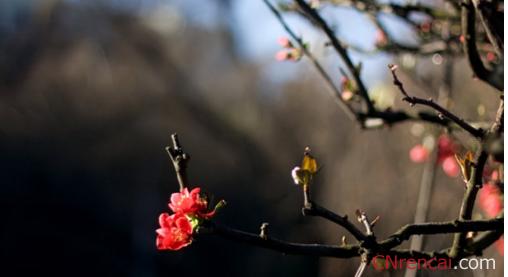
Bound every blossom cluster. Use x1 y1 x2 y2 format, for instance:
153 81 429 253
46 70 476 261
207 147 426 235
275 37 302 62
156 187 218 251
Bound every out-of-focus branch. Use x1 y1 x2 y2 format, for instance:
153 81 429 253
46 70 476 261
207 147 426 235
358 109 450 129
462 0 503 91
293 0 375 113
472 0 503 57
467 229 504 255
265 0 470 131
263 0 359 124
388 64 485 138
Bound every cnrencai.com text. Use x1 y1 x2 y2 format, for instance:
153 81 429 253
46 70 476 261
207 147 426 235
371 255 496 271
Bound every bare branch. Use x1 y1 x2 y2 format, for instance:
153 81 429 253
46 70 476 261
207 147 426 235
388 64 485 138
380 217 503 249
293 0 375 113
263 0 359 124
166 133 190 191
461 0 503 91
208 222 360 258
472 0 503 57
302 202 368 242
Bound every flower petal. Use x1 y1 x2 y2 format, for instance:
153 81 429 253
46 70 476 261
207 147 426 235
158 213 171 228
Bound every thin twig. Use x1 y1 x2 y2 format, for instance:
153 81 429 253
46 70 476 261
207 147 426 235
293 0 375 113
471 0 503 57
461 0 503 91
356 209 374 236
209 222 360 258
166 133 190 191
354 254 368 277
302 202 368 242
388 64 484 138
380 217 503 249
263 0 359 124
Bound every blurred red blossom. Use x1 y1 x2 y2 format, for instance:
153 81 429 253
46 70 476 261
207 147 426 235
277 36 292 48
442 156 460 177
409 144 429 163
479 184 503 218
374 29 388 47
496 237 504 256
486 52 496 62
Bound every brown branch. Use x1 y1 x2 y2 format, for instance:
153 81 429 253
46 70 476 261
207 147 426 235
388 64 485 138
471 0 503 57
461 0 503 91
293 0 375 113
205 222 489 261
207 222 361 258
449 149 489 258
467 229 504 255
358 110 451 128
264 0 484 132
166 133 190 191
379 217 503 249
302 202 368 242
263 0 359 124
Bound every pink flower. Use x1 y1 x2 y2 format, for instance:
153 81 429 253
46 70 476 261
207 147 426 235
277 37 292 48
409 144 429 163
479 184 503 218
341 90 354 101
490 170 500 183
487 52 496 62
375 30 388 47
442 156 459 177
275 49 301 62
275 50 290 61
169 187 214 218
156 213 193 250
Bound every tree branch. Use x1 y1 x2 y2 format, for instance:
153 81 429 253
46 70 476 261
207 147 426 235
471 0 503 58
207 222 360 258
302 202 368 242
388 64 485 138
461 0 503 91
380 217 503 249
263 0 360 124
449 148 489 258
293 0 375 113
166 133 190 191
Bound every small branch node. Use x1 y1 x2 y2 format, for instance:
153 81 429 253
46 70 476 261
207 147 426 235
260 222 270 240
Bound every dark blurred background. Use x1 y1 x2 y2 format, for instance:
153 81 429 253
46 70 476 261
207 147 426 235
0 0 502 276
